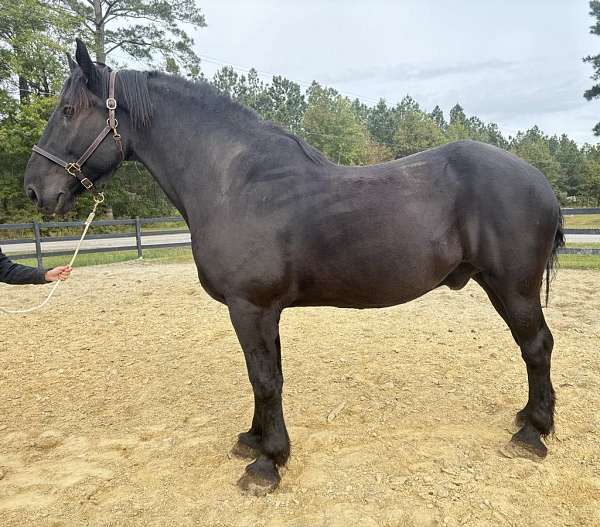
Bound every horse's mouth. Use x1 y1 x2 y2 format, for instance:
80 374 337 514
56 191 77 215
41 191 75 217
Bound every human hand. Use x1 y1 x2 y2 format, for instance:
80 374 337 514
45 265 72 282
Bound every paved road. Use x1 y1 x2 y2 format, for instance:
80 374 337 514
1 231 598 258
2 232 192 256
566 233 600 243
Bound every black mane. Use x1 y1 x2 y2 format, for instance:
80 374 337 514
150 72 331 166
63 66 330 166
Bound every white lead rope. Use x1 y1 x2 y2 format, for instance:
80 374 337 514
0 194 105 315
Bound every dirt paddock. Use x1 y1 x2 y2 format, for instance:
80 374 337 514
0 261 599 526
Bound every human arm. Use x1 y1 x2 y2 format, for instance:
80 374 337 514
0 248 48 285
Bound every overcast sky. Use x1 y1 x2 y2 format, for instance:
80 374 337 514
190 0 600 144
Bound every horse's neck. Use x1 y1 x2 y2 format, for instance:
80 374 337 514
128 83 246 221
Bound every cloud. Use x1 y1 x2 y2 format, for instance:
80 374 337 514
322 55 600 143
319 59 516 84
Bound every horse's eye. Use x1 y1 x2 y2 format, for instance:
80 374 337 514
63 105 74 118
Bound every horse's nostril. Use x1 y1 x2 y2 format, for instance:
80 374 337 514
27 187 38 204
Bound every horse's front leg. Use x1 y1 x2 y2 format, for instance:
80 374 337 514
228 298 289 495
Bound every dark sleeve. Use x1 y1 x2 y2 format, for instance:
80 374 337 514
0 248 48 285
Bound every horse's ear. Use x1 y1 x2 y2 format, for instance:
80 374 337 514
67 53 77 72
75 38 98 84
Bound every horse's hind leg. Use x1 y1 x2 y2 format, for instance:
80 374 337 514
227 298 290 495
510 305 554 458
476 273 555 457
473 274 517 343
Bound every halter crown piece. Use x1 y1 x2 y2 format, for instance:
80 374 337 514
32 70 123 201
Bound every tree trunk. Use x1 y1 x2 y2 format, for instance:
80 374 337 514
18 75 30 104
13 42 30 103
93 0 106 63
42 74 50 97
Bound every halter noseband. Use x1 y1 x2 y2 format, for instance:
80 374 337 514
32 69 123 198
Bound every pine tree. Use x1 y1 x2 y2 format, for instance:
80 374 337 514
583 0 600 134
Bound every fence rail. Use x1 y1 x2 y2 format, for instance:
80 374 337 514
560 207 600 255
1 208 599 267
0 216 190 266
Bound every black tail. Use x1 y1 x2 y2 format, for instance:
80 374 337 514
545 209 565 307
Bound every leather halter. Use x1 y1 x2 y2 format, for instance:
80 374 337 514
32 70 123 197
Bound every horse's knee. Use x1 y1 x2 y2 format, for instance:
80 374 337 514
253 381 282 402
520 347 549 369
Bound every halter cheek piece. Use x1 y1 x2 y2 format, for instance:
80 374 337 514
32 70 123 199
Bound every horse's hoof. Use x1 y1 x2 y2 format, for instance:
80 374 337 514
510 425 548 459
237 470 279 496
230 440 260 460
237 456 280 496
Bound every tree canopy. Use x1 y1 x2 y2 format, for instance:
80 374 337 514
0 1 599 224
51 0 206 76
584 0 600 134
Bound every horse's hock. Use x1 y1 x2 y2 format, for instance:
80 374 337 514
0 260 599 526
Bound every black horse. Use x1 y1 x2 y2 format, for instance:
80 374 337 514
24 40 564 494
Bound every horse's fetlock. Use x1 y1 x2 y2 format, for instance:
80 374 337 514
528 408 554 437
262 435 289 464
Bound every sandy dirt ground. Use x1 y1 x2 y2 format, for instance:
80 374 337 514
0 261 598 527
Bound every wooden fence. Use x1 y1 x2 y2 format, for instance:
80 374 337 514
0 208 599 268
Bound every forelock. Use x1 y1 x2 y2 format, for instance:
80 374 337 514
60 68 94 112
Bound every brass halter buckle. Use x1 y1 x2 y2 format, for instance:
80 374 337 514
66 162 93 190
66 162 81 177
80 177 94 190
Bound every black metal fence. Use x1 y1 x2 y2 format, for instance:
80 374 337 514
558 207 600 256
0 208 599 268
0 216 190 267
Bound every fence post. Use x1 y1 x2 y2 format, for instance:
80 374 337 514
33 221 43 269
135 217 143 259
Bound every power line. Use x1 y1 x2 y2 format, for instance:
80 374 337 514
5 57 593 160
6 53 383 104
198 53 382 105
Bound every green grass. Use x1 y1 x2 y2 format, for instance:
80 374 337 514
13 243 600 272
557 241 600 270
566 242 600 249
17 247 193 269
563 214 600 229
559 254 600 270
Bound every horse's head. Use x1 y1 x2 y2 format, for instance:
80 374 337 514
24 39 128 215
